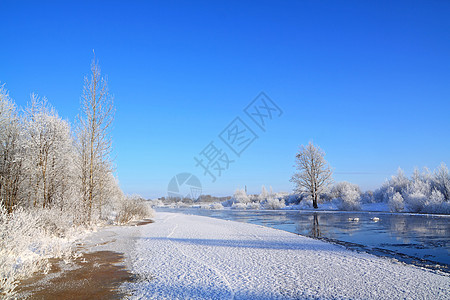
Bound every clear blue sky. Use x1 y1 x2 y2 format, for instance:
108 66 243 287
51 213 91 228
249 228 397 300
1 1 449 198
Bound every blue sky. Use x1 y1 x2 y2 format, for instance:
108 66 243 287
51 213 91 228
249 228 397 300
1 1 449 198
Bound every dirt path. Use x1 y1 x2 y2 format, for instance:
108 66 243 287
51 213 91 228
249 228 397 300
16 251 134 299
15 219 153 299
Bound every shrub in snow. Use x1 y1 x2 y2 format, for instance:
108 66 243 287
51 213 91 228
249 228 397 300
433 163 450 201
115 196 154 225
299 197 313 209
286 194 302 205
420 190 450 214
224 189 250 207
361 191 375 204
389 192 404 212
331 182 361 211
374 168 409 203
258 186 269 202
403 169 432 213
273 192 289 202
233 189 250 204
373 165 450 214
263 198 286 210
246 202 260 210
406 192 427 213
231 202 247 210
248 194 259 202
210 202 224 210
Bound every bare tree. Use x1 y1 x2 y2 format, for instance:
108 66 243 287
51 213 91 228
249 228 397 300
291 142 333 209
76 55 115 224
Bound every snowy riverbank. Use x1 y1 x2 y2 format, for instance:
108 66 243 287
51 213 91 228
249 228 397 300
85 212 449 299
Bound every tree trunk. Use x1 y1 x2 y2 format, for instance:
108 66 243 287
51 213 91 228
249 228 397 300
313 193 318 209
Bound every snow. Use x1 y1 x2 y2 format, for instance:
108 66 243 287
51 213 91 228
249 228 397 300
87 212 450 299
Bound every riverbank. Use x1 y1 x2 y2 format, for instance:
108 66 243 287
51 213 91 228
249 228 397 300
17 212 449 299
156 207 450 268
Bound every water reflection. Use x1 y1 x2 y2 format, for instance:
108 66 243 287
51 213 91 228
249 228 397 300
310 213 321 238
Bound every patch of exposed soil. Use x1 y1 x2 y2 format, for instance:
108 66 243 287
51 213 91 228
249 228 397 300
15 218 156 299
16 250 134 299
129 218 154 226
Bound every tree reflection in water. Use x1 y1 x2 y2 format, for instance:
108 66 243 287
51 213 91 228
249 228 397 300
296 213 322 238
311 213 321 238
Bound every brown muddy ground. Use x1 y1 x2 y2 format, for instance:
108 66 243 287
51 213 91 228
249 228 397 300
16 251 133 299
15 218 154 299
129 218 154 226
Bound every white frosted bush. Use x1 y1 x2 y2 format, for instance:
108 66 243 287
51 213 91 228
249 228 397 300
210 202 224 210
434 163 450 201
389 192 404 212
0 206 82 297
376 165 449 213
299 197 313 209
332 182 361 211
115 196 154 224
263 198 285 210
361 191 374 204
232 189 250 204
421 190 450 214
231 202 247 210
246 202 260 210
374 169 409 203
286 194 302 205
258 186 269 202
406 192 427 213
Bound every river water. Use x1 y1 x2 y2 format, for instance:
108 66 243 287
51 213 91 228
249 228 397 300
156 207 450 273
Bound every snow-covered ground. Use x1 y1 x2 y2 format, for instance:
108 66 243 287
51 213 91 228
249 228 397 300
89 212 449 299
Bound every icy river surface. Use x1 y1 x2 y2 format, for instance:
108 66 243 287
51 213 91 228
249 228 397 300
157 208 449 272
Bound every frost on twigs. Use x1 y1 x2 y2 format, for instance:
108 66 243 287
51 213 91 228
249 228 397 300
0 59 133 296
114 195 154 225
375 165 450 214
0 206 81 297
331 182 361 211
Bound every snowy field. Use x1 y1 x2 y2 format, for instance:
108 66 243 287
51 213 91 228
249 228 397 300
86 212 450 299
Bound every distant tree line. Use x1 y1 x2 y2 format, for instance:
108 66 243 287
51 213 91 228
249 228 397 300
155 142 449 214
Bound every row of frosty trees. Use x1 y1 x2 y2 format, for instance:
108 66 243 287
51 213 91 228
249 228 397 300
289 142 450 213
0 59 123 224
217 142 449 214
0 58 151 295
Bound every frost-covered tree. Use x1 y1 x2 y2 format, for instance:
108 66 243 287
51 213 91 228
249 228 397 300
22 95 77 209
389 192 404 212
0 84 24 213
258 185 268 202
374 164 449 213
263 197 285 210
374 168 409 203
291 142 333 209
0 73 151 295
76 57 115 225
232 188 250 204
331 181 361 211
433 163 450 201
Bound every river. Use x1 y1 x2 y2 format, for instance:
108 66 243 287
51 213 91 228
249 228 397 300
156 207 450 273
